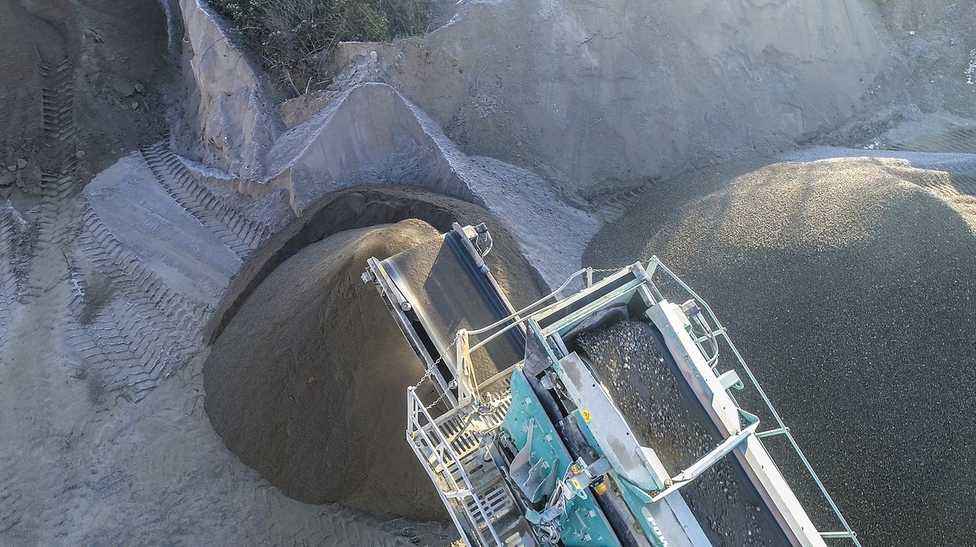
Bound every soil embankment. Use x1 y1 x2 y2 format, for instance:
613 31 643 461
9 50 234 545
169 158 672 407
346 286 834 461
320 0 886 199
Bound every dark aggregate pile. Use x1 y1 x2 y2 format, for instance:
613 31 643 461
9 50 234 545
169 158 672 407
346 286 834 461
575 319 787 546
585 158 976 546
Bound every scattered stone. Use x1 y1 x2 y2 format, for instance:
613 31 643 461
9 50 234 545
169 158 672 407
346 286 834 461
76 150 86 159
84 27 104 43
134 82 145 94
130 101 140 110
110 75 137 97
6 164 16 173
16 159 27 169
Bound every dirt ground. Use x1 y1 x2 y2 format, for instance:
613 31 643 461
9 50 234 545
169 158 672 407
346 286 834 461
1 1 451 545
0 0 173 197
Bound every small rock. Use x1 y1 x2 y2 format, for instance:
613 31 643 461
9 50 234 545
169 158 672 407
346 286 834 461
84 27 104 43
16 158 27 169
5 164 15 173
111 76 137 97
134 82 145 94
130 101 140 110
76 150 86 159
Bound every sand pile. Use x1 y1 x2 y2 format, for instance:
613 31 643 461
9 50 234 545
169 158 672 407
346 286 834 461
585 157 976 546
205 220 443 519
205 213 542 521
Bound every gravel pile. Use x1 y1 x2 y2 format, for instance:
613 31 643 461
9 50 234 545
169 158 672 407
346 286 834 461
585 157 976 546
575 319 785 546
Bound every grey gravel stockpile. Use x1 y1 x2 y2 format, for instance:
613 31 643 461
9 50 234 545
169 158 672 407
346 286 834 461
575 319 786 546
585 157 976 546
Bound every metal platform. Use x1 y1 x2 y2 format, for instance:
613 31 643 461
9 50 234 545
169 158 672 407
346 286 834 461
407 370 535 546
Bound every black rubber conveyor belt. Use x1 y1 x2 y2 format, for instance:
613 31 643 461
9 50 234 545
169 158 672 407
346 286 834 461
383 229 525 381
574 319 793 547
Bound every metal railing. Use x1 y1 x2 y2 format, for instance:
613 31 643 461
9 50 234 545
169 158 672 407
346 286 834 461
644 256 861 546
406 386 504 546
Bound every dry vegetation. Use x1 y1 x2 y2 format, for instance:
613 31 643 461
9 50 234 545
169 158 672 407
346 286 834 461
210 0 429 95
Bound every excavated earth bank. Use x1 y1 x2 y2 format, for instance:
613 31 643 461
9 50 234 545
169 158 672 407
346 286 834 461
309 0 888 199
205 190 542 520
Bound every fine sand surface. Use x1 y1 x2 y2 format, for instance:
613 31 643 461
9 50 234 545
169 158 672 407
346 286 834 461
206 220 444 520
205 217 543 520
585 156 976 546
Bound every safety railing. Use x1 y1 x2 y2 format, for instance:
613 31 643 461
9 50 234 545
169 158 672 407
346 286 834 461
644 256 861 546
406 386 505 546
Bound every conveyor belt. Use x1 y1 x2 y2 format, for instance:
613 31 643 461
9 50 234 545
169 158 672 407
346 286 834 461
381 228 525 381
573 319 792 546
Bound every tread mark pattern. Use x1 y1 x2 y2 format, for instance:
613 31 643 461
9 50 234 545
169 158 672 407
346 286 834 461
140 143 271 259
40 59 76 146
0 210 18 352
18 58 79 302
0 467 24 534
8 216 36 304
77 204 211 329
589 181 656 219
67 202 213 401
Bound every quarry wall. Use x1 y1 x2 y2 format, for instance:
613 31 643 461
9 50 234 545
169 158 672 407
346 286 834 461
331 0 889 197
176 0 282 180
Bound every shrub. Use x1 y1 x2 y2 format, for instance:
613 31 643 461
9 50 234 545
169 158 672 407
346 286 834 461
209 0 430 96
